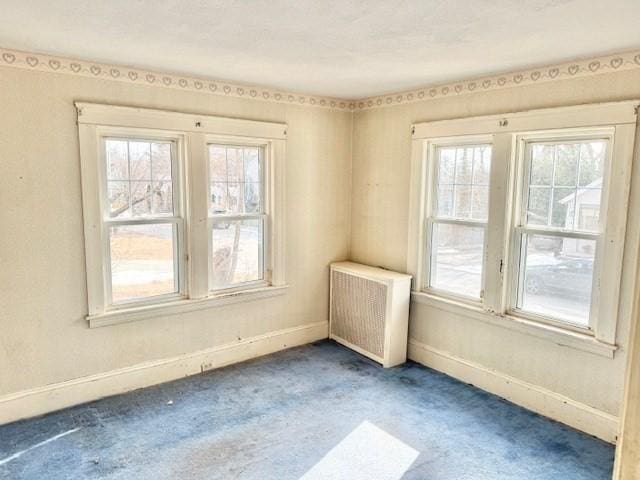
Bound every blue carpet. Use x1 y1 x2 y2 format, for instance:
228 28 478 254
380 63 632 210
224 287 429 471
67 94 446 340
0 340 614 479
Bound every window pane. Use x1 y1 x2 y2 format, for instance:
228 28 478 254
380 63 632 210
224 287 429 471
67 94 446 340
526 140 606 232
108 181 129 218
551 187 575 229
212 219 263 289
530 145 553 185
129 141 152 180
473 147 491 185
435 144 491 221
244 148 261 183
151 182 173 216
109 223 177 303
517 234 595 326
554 144 579 186
106 140 128 180
438 149 456 184
454 148 473 184
471 186 489 221
430 223 484 298
211 182 228 213
579 142 605 186
244 183 261 213
105 138 176 219
227 183 243 214
130 182 152 216
527 187 551 225
151 143 172 182
436 185 454 217
209 146 228 182
226 147 243 182
453 185 472 218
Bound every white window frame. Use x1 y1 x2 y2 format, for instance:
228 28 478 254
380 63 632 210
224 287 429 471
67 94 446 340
407 101 640 357
423 136 493 305
507 129 615 333
98 130 187 309
206 137 270 293
77 103 287 328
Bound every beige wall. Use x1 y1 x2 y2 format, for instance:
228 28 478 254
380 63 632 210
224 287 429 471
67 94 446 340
0 67 352 396
616 284 640 478
351 70 640 416
1 58 639 432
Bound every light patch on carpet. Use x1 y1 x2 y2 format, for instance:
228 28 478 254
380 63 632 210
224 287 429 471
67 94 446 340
300 421 419 480
0 427 80 466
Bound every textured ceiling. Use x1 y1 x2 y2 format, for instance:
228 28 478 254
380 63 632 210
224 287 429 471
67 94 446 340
2 0 640 99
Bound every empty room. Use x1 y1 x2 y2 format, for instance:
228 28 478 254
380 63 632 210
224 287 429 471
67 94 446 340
2 1 640 479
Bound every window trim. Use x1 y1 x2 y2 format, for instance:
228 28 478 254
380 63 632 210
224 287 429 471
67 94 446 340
97 129 188 309
206 138 269 293
422 136 493 304
407 101 640 355
77 103 287 327
506 129 615 332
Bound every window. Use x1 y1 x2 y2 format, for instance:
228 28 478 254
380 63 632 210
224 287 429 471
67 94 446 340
426 144 491 299
77 103 286 326
208 144 266 290
408 101 638 353
104 138 183 305
512 138 607 326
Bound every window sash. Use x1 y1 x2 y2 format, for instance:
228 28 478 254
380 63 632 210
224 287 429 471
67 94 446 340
100 135 186 310
423 139 492 302
208 214 267 291
207 142 268 292
424 218 487 301
509 135 611 330
103 217 185 308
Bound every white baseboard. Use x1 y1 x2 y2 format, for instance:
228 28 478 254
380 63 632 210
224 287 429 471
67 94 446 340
408 338 619 443
0 321 328 426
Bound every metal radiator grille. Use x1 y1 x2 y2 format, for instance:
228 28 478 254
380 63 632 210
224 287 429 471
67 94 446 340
331 270 387 358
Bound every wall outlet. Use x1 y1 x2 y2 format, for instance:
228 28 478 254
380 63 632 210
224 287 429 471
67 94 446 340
200 362 214 373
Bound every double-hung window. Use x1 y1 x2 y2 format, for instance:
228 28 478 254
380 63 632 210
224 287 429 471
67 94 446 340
512 136 610 327
208 143 266 290
426 143 491 300
77 103 286 327
103 136 184 305
408 101 639 354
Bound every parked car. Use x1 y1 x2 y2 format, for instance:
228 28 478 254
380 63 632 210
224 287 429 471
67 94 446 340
525 256 593 299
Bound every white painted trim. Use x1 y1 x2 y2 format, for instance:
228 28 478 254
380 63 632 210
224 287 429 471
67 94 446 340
408 338 619 443
88 285 289 328
412 101 639 139
0 320 327 426
408 102 639 352
411 291 616 358
76 103 287 139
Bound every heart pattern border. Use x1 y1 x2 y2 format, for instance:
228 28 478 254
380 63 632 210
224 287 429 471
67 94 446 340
1 47 639 112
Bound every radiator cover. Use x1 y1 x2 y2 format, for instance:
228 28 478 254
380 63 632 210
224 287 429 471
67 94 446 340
329 262 411 367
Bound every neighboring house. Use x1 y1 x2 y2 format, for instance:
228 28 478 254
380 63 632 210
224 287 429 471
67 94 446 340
558 178 602 256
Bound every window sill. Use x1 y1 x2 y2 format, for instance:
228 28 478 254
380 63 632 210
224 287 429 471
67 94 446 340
410 291 617 358
87 285 289 328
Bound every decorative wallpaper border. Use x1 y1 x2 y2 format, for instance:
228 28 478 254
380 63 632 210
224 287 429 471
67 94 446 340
355 49 640 110
0 47 355 111
1 46 640 112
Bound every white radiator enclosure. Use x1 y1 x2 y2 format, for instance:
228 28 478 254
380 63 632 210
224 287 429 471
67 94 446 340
330 262 412 367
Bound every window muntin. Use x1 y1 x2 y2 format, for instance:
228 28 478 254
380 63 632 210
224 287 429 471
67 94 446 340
512 138 608 327
103 137 183 306
426 144 492 299
208 144 266 291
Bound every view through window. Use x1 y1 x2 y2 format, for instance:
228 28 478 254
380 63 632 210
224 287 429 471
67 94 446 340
428 144 491 299
515 140 606 326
